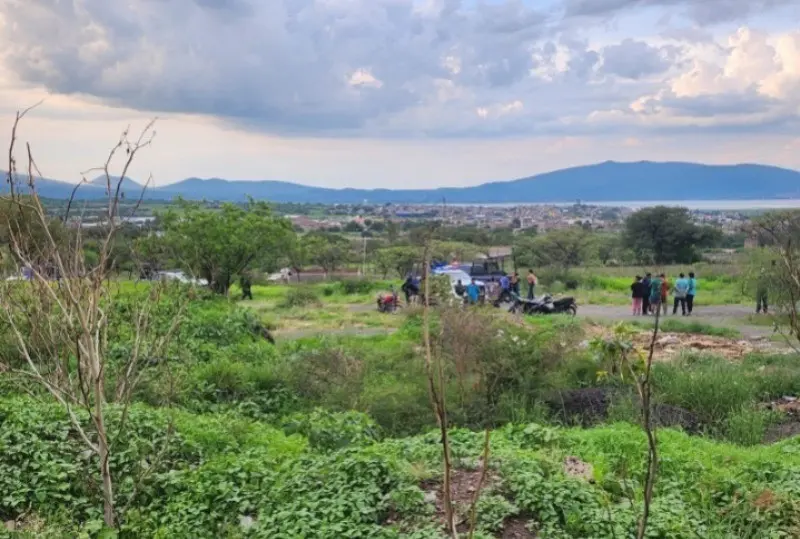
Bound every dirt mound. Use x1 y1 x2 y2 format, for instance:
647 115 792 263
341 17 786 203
586 323 788 362
640 333 757 361
548 388 701 432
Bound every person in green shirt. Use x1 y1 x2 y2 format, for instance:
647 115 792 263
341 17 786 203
649 274 663 315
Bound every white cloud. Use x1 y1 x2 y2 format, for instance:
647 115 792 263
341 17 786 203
625 27 800 129
0 0 799 187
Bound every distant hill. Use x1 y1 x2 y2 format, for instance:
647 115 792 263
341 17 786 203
1 173 178 200
7 161 800 203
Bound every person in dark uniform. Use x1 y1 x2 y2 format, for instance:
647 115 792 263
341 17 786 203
240 273 253 300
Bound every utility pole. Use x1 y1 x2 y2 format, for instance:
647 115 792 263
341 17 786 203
362 232 367 277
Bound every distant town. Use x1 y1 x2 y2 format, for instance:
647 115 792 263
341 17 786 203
282 202 753 237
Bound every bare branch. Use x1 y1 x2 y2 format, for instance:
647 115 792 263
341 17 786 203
467 429 491 539
636 309 660 539
2 107 169 529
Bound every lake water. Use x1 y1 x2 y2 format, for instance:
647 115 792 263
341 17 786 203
457 200 800 210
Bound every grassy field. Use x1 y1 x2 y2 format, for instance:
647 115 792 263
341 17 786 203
553 266 748 306
2 279 799 537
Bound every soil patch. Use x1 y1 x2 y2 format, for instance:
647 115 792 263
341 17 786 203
638 332 774 361
420 467 495 531
501 516 536 538
764 421 800 444
563 456 594 482
762 396 800 443
548 388 702 433
586 323 789 362
421 467 537 538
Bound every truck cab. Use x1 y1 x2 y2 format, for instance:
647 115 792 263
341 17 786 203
456 258 507 283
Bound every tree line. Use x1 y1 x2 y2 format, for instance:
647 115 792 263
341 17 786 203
4 200 744 295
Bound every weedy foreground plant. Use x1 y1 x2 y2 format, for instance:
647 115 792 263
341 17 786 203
0 107 186 528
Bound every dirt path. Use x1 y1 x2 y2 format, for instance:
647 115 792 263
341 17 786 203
579 304 775 340
275 326 395 340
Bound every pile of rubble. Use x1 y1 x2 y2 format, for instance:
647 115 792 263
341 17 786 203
764 395 800 417
633 332 789 361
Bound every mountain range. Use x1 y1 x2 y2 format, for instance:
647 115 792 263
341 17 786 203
5 161 800 204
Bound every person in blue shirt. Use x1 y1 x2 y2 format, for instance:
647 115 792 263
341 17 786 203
673 273 690 316
497 274 512 303
687 272 697 315
466 279 481 305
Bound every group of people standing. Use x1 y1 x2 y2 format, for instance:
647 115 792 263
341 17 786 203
631 272 697 316
496 269 538 303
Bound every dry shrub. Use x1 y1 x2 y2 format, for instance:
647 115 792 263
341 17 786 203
287 347 365 408
437 307 494 399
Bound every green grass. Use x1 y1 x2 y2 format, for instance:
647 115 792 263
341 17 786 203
654 352 800 429
629 318 743 338
554 264 748 306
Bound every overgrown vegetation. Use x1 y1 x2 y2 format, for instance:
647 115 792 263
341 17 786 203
3 111 799 538
0 281 797 536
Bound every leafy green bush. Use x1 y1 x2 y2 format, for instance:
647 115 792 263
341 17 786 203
337 279 377 295
280 287 321 308
282 409 381 451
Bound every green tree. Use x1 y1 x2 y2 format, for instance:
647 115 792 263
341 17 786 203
304 232 351 277
133 234 168 276
750 211 800 337
593 233 621 265
623 206 709 264
515 227 594 269
160 200 294 294
343 220 364 233
0 197 67 270
373 246 420 278
284 237 310 281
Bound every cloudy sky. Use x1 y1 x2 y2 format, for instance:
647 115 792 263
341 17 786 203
1 0 799 188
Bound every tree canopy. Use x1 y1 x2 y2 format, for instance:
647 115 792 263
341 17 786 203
514 227 595 269
304 232 352 275
623 206 713 264
159 200 294 294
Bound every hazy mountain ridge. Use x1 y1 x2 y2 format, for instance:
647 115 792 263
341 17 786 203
6 161 800 203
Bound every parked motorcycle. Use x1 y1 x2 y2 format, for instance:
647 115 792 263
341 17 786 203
508 294 577 316
377 292 400 313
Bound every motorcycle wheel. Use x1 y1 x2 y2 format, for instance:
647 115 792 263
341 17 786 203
568 304 577 316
